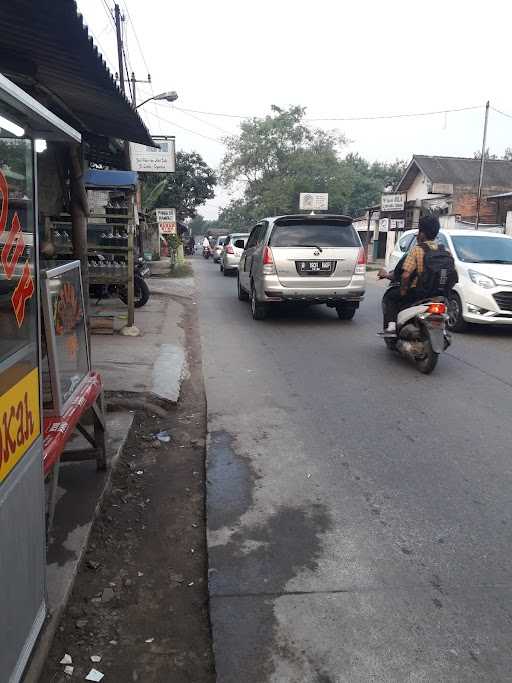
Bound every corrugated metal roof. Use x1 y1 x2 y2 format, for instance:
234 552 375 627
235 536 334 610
397 155 512 191
0 0 153 146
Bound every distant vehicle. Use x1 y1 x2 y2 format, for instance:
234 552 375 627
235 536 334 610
213 235 228 263
237 214 366 320
388 228 512 331
220 232 250 275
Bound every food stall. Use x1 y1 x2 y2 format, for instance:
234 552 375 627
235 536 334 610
0 74 81 682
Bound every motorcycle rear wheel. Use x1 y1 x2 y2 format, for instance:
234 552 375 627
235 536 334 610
416 341 439 374
118 275 150 308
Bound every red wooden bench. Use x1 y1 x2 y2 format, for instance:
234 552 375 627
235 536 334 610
43 371 106 534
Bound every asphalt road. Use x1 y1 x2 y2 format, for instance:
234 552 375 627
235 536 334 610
196 256 512 683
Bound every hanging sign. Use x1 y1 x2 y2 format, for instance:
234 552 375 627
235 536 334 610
130 136 176 173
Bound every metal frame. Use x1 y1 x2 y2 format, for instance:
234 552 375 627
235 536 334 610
40 260 91 416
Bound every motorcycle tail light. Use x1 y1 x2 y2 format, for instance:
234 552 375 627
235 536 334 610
427 302 446 315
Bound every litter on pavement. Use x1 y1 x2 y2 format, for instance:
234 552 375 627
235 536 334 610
91 655 102 663
155 430 171 442
60 654 72 665
85 670 104 682
64 665 74 676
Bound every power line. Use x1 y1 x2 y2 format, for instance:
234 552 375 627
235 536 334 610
308 105 482 121
168 104 483 123
175 108 233 136
100 0 115 27
492 106 512 120
121 0 151 75
143 109 224 144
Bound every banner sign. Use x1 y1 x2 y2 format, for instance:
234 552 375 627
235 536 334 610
381 193 406 212
389 219 405 231
0 368 40 484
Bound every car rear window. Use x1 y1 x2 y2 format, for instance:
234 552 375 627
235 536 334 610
269 221 359 248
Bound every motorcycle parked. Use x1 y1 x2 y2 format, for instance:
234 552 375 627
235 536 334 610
380 289 451 374
90 256 150 308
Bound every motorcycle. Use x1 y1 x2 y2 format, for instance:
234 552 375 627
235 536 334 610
90 256 151 308
380 287 451 374
202 246 211 259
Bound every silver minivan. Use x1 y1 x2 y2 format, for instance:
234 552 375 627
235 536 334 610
237 214 366 320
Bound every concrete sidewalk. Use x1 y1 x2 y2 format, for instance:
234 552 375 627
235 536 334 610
90 275 194 403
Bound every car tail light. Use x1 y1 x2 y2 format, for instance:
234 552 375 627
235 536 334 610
355 247 366 275
263 246 276 274
226 244 234 254
427 302 447 315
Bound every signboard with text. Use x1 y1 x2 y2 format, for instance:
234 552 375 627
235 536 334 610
389 219 405 231
381 193 406 212
153 208 177 235
130 136 176 173
299 192 329 211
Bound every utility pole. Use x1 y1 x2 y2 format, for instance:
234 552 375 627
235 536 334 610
475 100 490 230
114 3 125 93
130 72 151 107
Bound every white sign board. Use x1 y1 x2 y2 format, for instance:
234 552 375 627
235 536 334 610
381 193 406 212
130 136 176 173
379 218 389 232
154 208 176 223
299 193 329 211
389 218 405 231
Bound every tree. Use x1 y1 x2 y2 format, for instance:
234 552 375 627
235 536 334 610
188 214 222 236
140 151 217 220
219 105 407 223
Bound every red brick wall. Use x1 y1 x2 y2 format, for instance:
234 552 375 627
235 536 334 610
452 184 512 223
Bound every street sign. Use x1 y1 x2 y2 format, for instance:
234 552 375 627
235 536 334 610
159 221 177 234
299 192 328 211
130 136 176 173
381 193 406 212
154 208 176 222
389 219 405 231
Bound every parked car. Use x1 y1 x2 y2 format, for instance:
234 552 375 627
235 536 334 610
388 228 512 331
220 232 250 275
237 214 366 320
212 235 228 263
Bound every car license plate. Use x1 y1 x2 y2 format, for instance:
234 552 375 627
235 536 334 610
298 261 332 273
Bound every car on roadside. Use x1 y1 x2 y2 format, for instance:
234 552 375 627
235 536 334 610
388 228 512 331
212 235 228 263
237 214 366 320
220 232 250 275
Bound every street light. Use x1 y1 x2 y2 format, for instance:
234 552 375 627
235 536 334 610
135 91 178 109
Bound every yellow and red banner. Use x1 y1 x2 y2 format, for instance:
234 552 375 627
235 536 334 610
0 368 40 484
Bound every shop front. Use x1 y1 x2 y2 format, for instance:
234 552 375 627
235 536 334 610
0 74 80 683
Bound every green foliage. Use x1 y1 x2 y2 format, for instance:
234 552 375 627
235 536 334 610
188 214 223 235
219 105 407 227
140 151 217 220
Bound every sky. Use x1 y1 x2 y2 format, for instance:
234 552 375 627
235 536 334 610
78 0 512 219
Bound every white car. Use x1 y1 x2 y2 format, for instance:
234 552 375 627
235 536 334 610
388 228 512 331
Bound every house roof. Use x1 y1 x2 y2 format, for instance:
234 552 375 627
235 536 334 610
397 155 512 191
0 0 153 146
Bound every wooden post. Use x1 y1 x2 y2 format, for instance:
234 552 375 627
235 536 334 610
69 145 90 312
127 224 135 327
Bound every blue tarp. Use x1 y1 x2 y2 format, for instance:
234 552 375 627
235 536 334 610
84 169 138 189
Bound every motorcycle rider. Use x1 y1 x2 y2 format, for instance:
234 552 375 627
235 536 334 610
378 214 441 333
202 235 211 254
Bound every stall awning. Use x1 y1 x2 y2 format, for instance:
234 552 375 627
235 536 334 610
0 1 153 146
84 169 138 190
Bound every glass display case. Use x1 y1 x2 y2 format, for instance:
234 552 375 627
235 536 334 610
40 260 90 415
0 137 40 485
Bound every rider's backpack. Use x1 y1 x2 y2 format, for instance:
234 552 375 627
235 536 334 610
418 243 458 295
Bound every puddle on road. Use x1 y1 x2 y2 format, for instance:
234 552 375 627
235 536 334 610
207 430 258 531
